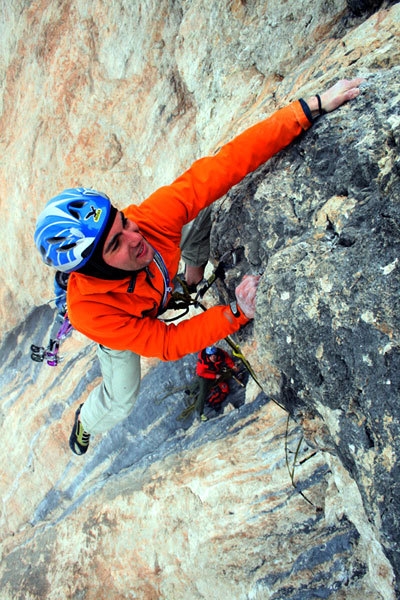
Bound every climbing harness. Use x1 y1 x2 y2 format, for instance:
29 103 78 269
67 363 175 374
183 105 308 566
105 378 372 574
160 250 236 321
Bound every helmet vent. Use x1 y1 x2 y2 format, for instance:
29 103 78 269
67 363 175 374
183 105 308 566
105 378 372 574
48 236 66 243
57 243 76 252
68 200 85 220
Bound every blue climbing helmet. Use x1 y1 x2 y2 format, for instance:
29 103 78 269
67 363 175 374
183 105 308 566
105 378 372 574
205 346 218 355
34 187 113 273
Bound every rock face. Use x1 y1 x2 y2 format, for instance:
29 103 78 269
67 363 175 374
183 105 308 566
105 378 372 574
0 1 399 599
212 65 400 585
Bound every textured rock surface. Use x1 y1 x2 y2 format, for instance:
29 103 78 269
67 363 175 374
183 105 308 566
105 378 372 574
211 66 400 585
0 1 399 599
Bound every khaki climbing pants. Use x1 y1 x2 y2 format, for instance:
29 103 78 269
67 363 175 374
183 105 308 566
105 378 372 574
180 206 212 267
80 345 141 434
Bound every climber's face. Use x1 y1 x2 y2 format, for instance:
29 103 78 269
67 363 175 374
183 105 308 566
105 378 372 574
102 211 155 271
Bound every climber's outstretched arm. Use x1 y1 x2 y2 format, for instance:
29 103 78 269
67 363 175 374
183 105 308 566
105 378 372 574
235 76 366 319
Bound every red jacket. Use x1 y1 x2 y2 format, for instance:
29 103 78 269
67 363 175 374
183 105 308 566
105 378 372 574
67 101 312 360
196 348 235 380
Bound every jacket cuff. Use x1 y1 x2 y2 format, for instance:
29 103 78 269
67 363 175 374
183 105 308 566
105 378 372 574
223 305 251 328
299 98 314 125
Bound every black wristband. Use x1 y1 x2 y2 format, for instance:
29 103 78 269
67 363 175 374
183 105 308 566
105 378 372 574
316 94 326 116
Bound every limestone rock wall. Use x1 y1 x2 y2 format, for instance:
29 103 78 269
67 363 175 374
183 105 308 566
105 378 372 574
0 1 399 599
211 65 400 592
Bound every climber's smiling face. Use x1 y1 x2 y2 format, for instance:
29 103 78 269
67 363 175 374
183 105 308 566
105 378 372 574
102 211 155 271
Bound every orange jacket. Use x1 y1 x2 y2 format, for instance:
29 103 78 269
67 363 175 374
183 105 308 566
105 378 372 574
67 101 312 360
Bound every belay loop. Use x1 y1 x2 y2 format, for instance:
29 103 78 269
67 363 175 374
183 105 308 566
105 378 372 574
160 276 207 322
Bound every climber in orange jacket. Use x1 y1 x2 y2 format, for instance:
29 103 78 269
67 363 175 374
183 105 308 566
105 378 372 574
34 77 365 455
